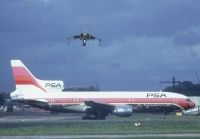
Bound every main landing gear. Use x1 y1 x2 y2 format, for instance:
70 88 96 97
163 111 169 119
82 109 107 120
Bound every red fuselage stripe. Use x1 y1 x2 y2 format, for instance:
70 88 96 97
41 97 189 109
13 67 46 92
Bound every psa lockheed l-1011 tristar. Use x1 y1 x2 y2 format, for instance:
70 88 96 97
10 60 195 120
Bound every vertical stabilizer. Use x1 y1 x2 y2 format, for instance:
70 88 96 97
11 60 64 92
11 60 46 92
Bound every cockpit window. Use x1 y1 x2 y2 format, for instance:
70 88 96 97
186 99 192 102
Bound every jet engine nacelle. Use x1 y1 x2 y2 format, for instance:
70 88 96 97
112 106 133 117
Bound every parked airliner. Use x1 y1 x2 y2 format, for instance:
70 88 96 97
10 60 195 119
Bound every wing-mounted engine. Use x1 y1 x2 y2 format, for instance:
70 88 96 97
112 106 133 117
38 80 64 92
84 101 133 119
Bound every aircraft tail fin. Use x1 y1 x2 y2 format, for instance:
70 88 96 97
11 60 64 92
11 60 46 92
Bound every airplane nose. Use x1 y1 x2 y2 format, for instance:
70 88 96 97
188 102 196 109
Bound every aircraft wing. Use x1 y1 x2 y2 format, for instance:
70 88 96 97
84 100 115 111
24 99 49 107
90 35 101 41
89 35 96 40
67 35 80 40
66 35 80 45
84 100 133 117
72 35 80 39
89 35 101 46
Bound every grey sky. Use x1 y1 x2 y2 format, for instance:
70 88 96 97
1 0 200 92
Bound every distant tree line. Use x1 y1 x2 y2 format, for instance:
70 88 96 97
163 81 200 96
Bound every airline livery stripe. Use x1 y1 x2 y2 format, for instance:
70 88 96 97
12 67 46 92
28 97 189 109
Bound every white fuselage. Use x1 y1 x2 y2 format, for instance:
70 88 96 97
9 60 196 119
11 89 192 112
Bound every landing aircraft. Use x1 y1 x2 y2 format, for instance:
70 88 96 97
67 32 101 47
10 60 195 120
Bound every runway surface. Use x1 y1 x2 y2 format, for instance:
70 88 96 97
0 111 200 127
0 111 83 128
0 111 167 124
0 111 189 127
0 111 81 123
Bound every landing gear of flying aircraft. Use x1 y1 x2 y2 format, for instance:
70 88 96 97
82 40 86 47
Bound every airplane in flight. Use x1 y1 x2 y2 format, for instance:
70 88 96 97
67 32 101 47
10 60 195 120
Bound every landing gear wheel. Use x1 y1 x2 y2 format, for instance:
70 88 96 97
163 111 168 119
94 110 106 120
82 110 106 120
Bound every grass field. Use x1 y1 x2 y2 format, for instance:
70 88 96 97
0 113 200 136
0 121 199 135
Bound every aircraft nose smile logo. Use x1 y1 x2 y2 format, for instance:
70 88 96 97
188 102 195 109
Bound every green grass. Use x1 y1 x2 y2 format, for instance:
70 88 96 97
1 113 200 136
72 138 200 139
1 120 200 136
99 138 200 139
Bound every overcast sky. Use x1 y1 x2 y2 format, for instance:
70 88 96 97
1 0 200 92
